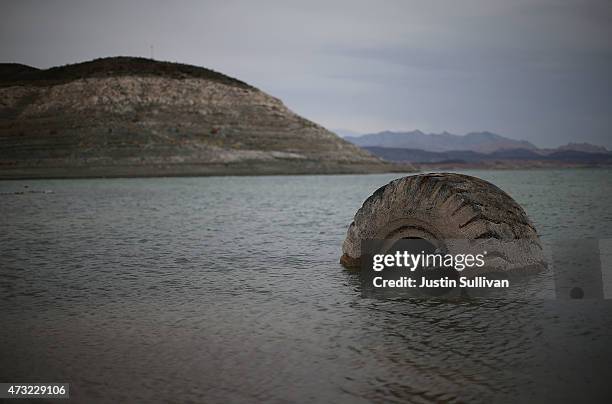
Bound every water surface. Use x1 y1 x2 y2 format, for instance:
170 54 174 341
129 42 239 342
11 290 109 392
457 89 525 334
1 169 611 403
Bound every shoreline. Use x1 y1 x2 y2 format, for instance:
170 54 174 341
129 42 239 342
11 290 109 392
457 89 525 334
0 161 415 180
413 162 612 170
1 162 610 181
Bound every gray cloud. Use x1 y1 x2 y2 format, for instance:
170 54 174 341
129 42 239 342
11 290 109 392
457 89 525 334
1 0 611 147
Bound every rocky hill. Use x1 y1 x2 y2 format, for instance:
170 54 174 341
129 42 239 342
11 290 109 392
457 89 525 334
0 57 398 178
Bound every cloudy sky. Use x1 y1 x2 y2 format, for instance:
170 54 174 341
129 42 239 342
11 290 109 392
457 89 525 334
1 0 611 147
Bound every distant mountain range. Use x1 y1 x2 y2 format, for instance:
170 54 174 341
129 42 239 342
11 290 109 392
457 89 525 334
547 142 609 154
344 130 609 155
343 130 610 167
344 130 538 153
364 147 612 165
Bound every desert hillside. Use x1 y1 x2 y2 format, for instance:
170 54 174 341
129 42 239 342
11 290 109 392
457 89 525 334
0 57 396 178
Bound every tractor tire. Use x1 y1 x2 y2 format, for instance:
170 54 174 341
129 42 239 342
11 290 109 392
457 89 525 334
340 173 546 274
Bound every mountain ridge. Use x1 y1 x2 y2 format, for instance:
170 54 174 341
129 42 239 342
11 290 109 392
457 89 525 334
345 130 608 154
0 57 253 89
345 130 538 153
364 146 612 167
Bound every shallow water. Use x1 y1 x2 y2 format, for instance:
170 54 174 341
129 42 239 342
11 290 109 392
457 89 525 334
1 169 611 403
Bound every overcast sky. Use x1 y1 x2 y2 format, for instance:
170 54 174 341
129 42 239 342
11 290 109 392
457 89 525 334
1 0 611 147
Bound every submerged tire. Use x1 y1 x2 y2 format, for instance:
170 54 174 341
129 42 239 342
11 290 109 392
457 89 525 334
340 173 545 273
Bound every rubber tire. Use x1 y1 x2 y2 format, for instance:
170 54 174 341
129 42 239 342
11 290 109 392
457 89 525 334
340 173 545 273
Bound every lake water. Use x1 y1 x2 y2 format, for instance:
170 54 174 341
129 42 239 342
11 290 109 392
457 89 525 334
1 169 611 403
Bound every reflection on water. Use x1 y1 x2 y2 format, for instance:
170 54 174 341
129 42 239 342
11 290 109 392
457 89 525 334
1 169 611 403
